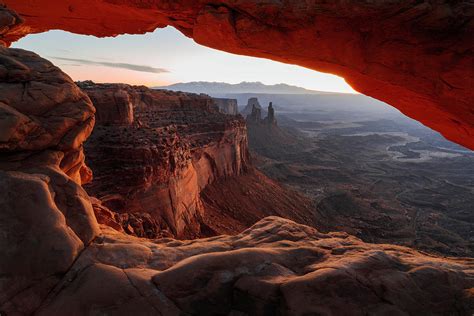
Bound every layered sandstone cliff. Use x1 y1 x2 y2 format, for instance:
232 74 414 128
79 81 250 239
213 97 239 115
80 82 319 239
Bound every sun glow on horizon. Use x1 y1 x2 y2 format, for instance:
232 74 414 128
12 27 358 94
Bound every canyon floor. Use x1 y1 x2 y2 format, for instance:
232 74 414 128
244 94 474 257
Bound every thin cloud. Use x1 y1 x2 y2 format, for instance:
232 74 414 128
50 56 169 74
55 48 71 53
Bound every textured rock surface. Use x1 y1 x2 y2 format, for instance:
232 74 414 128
91 197 172 239
0 4 23 47
201 169 320 235
81 82 322 240
213 97 239 115
0 170 83 314
0 47 95 184
247 99 277 127
80 82 250 238
82 82 134 125
35 217 474 315
1 4 473 314
0 46 99 314
3 0 474 149
242 97 262 117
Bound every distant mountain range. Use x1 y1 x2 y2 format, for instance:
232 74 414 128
155 81 333 95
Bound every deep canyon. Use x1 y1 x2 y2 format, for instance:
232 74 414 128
242 93 474 258
80 81 317 239
0 2 473 315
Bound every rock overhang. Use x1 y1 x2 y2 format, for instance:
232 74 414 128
2 0 473 149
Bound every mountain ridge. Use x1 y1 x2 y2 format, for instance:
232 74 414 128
154 81 341 95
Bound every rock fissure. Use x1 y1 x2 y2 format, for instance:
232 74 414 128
121 269 165 316
33 248 96 314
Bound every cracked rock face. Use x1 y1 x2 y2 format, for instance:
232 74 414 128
2 0 474 150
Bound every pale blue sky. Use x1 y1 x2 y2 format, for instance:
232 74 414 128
12 27 357 93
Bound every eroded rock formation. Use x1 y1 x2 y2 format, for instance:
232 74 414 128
242 97 262 117
246 104 262 124
213 97 239 115
79 81 250 239
81 82 318 239
0 47 95 185
247 99 278 128
3 0 473 149
265 102 277 125
0 46 99 313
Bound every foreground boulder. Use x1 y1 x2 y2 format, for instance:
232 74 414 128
36 217 474 315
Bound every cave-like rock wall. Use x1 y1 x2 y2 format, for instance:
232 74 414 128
2 0 473 149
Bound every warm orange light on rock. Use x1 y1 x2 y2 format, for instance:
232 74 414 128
3 0 473 149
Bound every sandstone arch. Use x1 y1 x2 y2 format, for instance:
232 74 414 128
1 2 473 315
2 0 473 149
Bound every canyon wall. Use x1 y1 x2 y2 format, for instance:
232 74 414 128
80 81 250 238
213 97 239 115
2 0 473 150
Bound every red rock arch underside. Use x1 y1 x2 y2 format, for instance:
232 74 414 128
2 0 474 150
1 2 474 315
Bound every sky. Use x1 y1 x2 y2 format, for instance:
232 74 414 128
12 27 357 93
